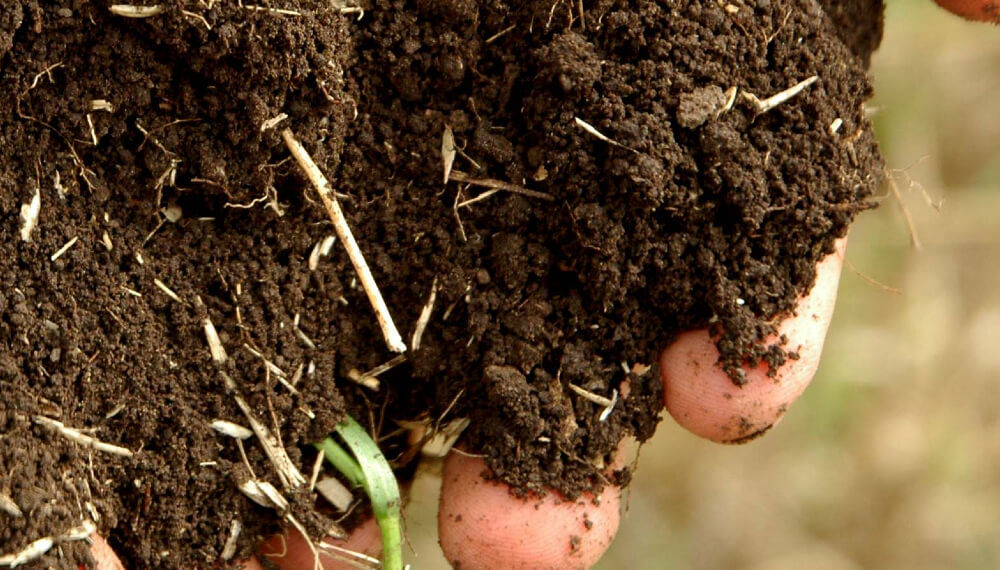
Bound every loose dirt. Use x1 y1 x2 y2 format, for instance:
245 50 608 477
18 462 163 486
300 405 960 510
1 1 883 568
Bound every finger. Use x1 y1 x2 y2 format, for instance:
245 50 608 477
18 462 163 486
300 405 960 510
933 0 1000 22
438 452 620 570
661 238 846 443
259 520 382 570
88 535 124 570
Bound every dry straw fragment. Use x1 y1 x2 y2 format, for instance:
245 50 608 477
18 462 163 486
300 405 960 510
109 4 165 18
282 128 406 353
0 493 22 517
220 519 242 561
19 188 40 242
33 416 134 457
441 125 457 184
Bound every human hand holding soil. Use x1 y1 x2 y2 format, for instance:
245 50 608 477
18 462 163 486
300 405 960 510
87 238 842 570
0 0 918 568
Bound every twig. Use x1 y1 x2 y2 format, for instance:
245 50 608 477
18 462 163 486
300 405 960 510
742 75 819 115
33 416 134 457
308 451 325 492
282 129 406 353
346 354 407 391
567 383 613 407
243 4 301 16
153 278 185 304
574 117 638 153
109 4 165 18
199 297 229 364
486 25 516 44
0 521 95 568
452 188 468 243
410 278 438 350
50 236 78 262
231 389 307 490
457 189 500 209
449 170 555 201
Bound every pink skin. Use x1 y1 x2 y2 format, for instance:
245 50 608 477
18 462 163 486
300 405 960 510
258 519 383 570
438 453 621 570
89 535 124 570
933 0 1000 23
436 238 846 568
88 241 844 569
661 238 846 443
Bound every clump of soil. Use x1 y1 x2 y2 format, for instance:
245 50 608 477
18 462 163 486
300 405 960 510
1 1 883 568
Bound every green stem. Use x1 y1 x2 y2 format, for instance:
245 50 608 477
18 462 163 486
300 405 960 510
314 437 364 488
317 415 403 570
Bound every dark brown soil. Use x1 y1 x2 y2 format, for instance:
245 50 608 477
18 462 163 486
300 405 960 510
1 1 884 568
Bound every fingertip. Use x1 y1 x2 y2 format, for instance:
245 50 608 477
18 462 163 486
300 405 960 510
438 452 619 570
88 534 124 570
661 239 846 443
933 0 1000 23
260 519 382 570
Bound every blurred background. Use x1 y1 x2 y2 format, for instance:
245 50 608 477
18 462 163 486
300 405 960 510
403 2 1000 568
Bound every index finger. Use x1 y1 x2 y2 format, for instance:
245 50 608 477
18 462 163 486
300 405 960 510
660 238 847 443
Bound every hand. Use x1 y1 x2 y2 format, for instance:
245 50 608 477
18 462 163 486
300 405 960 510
435 239 848 570
934 0 1000 22
88 238 845 569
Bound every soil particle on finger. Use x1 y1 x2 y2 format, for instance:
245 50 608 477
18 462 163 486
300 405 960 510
1 0 884 567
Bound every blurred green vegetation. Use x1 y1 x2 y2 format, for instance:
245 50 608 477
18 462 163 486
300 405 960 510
403 3 1000 568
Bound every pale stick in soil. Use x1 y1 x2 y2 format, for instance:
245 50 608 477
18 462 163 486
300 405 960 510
741 75 820 115
19 186 40 242
220 519 242 562
108 5 165 18
33 416 134 457
49 236 78 262
448 170 556 201
153 278 185 304
573 116 638 154
410 277 438 351
567 383 619 421
347 354 408 391
281 128 407 353
0 493 23 518
0 521 96 568
441 126 457 185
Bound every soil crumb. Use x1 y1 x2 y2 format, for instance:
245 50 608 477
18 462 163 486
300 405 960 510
1 1 884 567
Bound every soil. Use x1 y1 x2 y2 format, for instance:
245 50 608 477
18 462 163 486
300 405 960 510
1 1 884 568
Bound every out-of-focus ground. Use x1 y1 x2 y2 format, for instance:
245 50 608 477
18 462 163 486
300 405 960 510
402 3 1000 568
